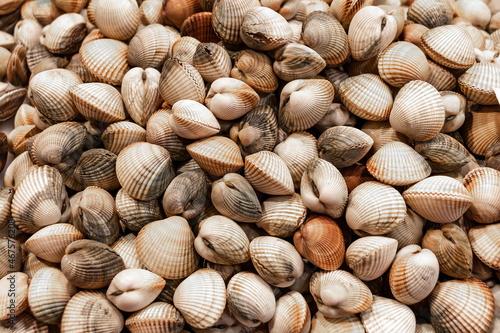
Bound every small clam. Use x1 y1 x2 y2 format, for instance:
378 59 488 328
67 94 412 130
93 0 139 40
244 151 294 196
315 103 357 131
461 107 500 156
403 23 428 50
73 148 119 191
0 187 13 229
70 82 125 123
310 313 365 333
52 0 87 13
426 60 457 91
125 302 185 333
127 24 171 70
65 53 95 83
162 170 206 220
458 62 500 105
3 151 35 190
468 223 500 270
0 272 29 321
187 136 244 176
171 36 200 65
4 312 49 332
440 91 466 133
181 12 220 43
174 268 226 329
384 208 425 250
102 121 147 155
211 0 260 44
0 88 27 122
0 237 22 278
192 42 231 83
7 124 41 156
111 234 147 270
269 291 311 333
211 173 262 223
485 143 500 171
463 167 500 224
257 193 306 238
40 13 86 54
310 269 372 318
414 133 470 174
163 0 201 28
159 57 205 105
231 50 278 94
329 0 366 29
169 99 220 139
361 121 411 154
360 296 416 333
80 38 129 85
407 0 453 28
273 43 326 81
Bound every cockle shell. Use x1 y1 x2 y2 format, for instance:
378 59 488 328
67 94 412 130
269 291 311 333
7 43 29 87
159 57 205 105
329 0 366 29
0 88 27 123
403 23 428 51
0 187 13 229
463 167 500 223
70 82 125 123
440 91 466 133
361 121 411 154
315 102 356 131
73 148 120 191
169 100 220 139
173 268 226 329
14 19 43 48
65 53 96 83
5 312 49 332
294 0 329 22
80 38 129 85
346 181 406 236
402 176 473 223
211 0 260 44
93 0 139 40
407 0 453 28
205 78 259 120
426 60 457 91
125 302 185 333
257 193 306 238
40 13 86 54
171 36 199 65
360 296 416 333
458 62 500 105
102 121 147 155
273 43 326 81
192 42 231 83
384 208 425 250
244 151 294 195
310 269 372 318
4 152 36 190
231 49 278 93
414 133 470 173
127 24 171 70
111 234 147 270
346 236 398 281
7 124 41 155
310 313 365 333
187 136 244 176
162 170 206 220
468 223 500 270
0 272 29 321
0 238 22 278
181 12 220 43
136 216 199 279
461 107 500 156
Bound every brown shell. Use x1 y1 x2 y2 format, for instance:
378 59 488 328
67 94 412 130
407 0 453 28
80 38 129 85
159 57 205 105
187 136 244 176
181 12 220 43
458 62 500 105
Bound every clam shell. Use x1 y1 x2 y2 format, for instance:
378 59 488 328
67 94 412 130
70 83 125 123
65 53 96 83
426 60 457 91
187 136 244 176
195 215 250 265
171 36 199 65
294 215 345 271
40 13 86 54
415 324 437 333
11 165 69 233
414 133 470 174
74 148 119 191
0 272 29 321
5 312 49 333
422 223 473 279
0 88 27 123
7 43 29 87
25 223 84 263
14 103 36 128
226 271 276 327
310 269 372 318
159 57 205 105
402 176 473 223
407 0 453 28
14 19 42 48
111 234 147 270
361 121 411 153
181 12 220 43
162 170 206 220
52 0 87 13
318 126 374 169
346 236 398 281
4 152 36 190
403 23 428 51
360 296 416 333
80 38 129 85
269 291 311 333
310 313 365 333
128 24 171 70
169 100 220 139
428 278 495 333
346 181 406 236
339 74 393 121
173 268 226 329
250 236 304 287
93 0 139 40
294 0 329 21
0 187 13 229
244 151 294 195
384 208 425 251
211 0 260 44
102 121 147 155
389 80 445 141
7 124 41 155
0 237 22 278
366 142 431 186
329 0 366 29
440 91 466 133
116 142 174 201
23 252 58 280
136 216 199 279
61 291 124 333
257 193 306 238
28 268 77 324
278 79 335 133
468 223 500 270
163 0 201 28
463 167 500 224
458 62 500 105
125 302 185 333
192 42 231 83
273 43 326 81
421 25 475 69
461 107 500 156
231 49 278 93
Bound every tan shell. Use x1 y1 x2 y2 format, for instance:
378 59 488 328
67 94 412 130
360 296 416 333
102 121 147 155
468 223 500 270
14 19 43 48
257 193 306 238
269 291 311 333
461 107 500 156
361 121 411 154
171 36 199 65
93 0 139 40
346 236 398 281
231 49 278 93
136 216 199 279
192 42 231 83
0 272 29 321
111 234 147 270
244 151 294 195
211 0 260 44
125 302 185 333
366 141 431 186
65 53 96 83
346 181 406 236
463 167 500 224
28 268 77 324
127 24 171 70
0 237 22 278
384 208 425 251
403 23 428 50
70 83 125 123
294 1 329 22
40 13 86 54
329 0 367 30
294 215 345 271
14 104 36 128
428 279 495 333
403 176 473 223
407 0 453 28
226 271 276 327
162 170 207 220
421 25 475 69
61 291 124 333
73 148 119 191
80 38 129 85
273 43 326 81
187 136 244 176
25 223 84 263
458 62 500 105
4 152 36 190
4 312 49 333
173 268 226 329
414 133 470 174
348 6 398 61
422 223 473 279
310 269 372 318
426 60 457 91
389 80 445 141
7 44 29 87
7 124 41 156
159 57 205 105
310 313 365 333
278 79 335 133
440 91 466 133
164 0 201 28
169 100 220 139
181 12 220 43
0 187 13 230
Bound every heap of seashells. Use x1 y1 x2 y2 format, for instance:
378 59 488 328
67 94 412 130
0 0 499 331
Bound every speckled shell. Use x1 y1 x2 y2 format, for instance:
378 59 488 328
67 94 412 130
407 0 453 28
187 136 244 176
360 296 416 333
159 57 205 105
80 38 129 85
102 121 147 155
244 151 294 195
468 223 500 270
93 0 139 40
125 302 185 333
269 291 311 333
458 62 500 105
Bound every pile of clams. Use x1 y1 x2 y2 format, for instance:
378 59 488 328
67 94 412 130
0 0 500 332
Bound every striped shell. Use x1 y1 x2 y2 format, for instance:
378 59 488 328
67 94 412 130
458 62 500 105
70 83 125 123
311 313 365 333
125 302 185 333
468 223 500 270
80 38 129 85
269 291 311 333
93 0 139 40
463 167 500 224
170 100 220 139
257 193 306 238
159 57 205 105
406 0 453 28
102 121 147 155
360 296 416 333
244 151 294 195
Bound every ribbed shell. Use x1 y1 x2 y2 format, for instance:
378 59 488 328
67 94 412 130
187 136 244 176
125 302 185 333
463 167 500 223
116 142 173 201
257 193 306 238
294 215 344 271
181 12 220 43
159 57 205 105
171 36 199 65
367 142 431 186
7 312 49 333
426 60 456 91
136 216 199 279
361 121 411 153
360 296 416 333
428 279 495 333
346 181 406 236
461 108 500 156
422 223 473 279
421 25 475 69
60 291 124 333
384 208 425 251
278 79 335 133
310 270 372 318
468 223 500 270
458 62 500 105
269 291 311 333
339 74 393 121
406 0 453 28
244 151 294 195
65 53 96 83
192 43 231 83
402 176 473 223
273 43 326 81
310 313 364 333
74 149 119 191
70 82 125 123
146 109 189 161
173 269 226 329
212 0 260 44
41 13 86 54
231 49 278 93
162 170 207 220
329 0 366 29
169 100 220 139
346 236 398 281
25 224 84 263
28 68 82 122
226 271 276 327
415 323 437 333
389 80 445 141
23 253 58 280
8 125 41 156
102 121 147 155
128 24 170 70
28 268 77 324
11 165 68 233
0 272 28 322
80 38 129 85
0 187 13 229
414 133 470 174
93 0 139 40
111 234 147 270
378 41 430 88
